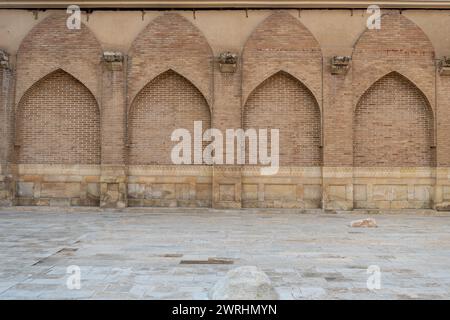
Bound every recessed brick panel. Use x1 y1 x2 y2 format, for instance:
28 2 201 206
354 72 434 167
16 13 102 105
242 12 322 107
16 70 100 164
128 70 211 165
244 72 321 166
127 13 213 109
352 13 435 115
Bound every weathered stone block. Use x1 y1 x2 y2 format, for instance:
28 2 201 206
127 183 145 199
264 184 296 201
435 202 450 211
128 199 143 207
219 184 235 201
175 184 190 200
177 200 196 207
373 185 407 201
209 266 278 300
327 185 347 201
196 199 212 207
354 201 378 210
17 182 34 198
0 190 9 199
196 183 212 201
325 200 352 211
147 184 175 200
41 182 80 198
304 185 322 201
350 218 377 228
242 184 258 201
36 199 50 206
16 198 35 206
43 175 82 182
391 200 412 209
100 182 127 208
443 186 450 201
414 185 432 201
354 184 367 201
87 183 100 198
304 199 321 209
49 198 71 206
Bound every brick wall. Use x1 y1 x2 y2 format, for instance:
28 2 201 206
101 60 127 165
16 13 102 106
16 70 100 164
127 13 213 110
0 65 13 167
242 12 322 109
354 72 434 167
128 70 211 165
0 67 4 164
244 71 321 166
352 13 435 116
0 10 449 209
437 77 450 166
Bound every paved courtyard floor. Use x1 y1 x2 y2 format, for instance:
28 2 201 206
0 207 449 300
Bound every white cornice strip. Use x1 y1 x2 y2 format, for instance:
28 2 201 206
1 1 450 9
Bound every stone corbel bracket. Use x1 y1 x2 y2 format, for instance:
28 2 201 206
331 56 351 75
438 57 450 75
218 51 238 73
0 50 10 69
102 51 124 71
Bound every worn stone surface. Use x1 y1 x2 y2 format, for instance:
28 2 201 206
0 207 449 300
16 182 34 198
435 202 450 211
209 266 278 300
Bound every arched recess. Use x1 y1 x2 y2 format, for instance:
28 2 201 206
244 71 322 167
354 72 435 167
242 11 322 109
127 13 213 109
128 70 211 165
16 69 100 164
352 13 435 112
16 13 102 106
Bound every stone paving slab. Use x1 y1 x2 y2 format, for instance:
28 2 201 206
0 207 449 299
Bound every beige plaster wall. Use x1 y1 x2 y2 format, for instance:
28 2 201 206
1 9 450 58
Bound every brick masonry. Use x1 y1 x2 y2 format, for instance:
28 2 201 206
16 70 101 165
0 10 450 210
354 72 435 167
129 70 211 165
244 71 322 167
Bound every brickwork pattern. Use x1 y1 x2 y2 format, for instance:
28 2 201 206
0 67 4 164
101 62 126 165
16 13 102 106
16 70 100 164
354 72 434 167
0 66 14 167
0 10 449 209
127 13 213 109
242 12 322 107
244 71 322 166
128 70 211 165
437 76 450 167
323 67 354 167
352 13 435 115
